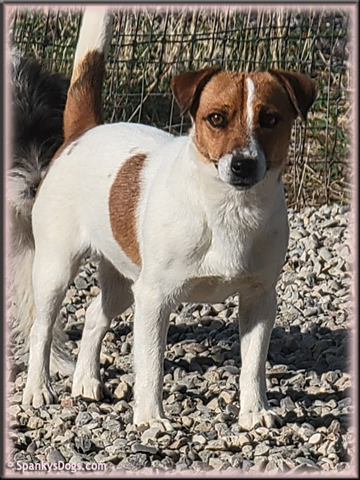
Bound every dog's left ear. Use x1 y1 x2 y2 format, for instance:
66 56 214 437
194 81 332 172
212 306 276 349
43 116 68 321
269 69 318 121
171 67 221 117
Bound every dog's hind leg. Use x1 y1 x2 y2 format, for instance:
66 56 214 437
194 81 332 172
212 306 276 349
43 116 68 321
72 257 134 401
22 247 81 407
238 284 281 431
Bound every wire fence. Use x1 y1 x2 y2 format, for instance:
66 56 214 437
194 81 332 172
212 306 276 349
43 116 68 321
8 6 352 209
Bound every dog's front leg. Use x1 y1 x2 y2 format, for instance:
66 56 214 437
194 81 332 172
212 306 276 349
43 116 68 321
131 277 173 431
238 284 281 431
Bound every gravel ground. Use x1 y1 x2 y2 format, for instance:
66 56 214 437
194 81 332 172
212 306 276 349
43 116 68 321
6 203 355 475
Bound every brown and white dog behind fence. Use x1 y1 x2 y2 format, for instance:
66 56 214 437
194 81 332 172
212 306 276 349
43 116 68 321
20 7 317 431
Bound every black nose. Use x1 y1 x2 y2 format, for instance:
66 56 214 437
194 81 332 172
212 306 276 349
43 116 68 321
230 157 257 179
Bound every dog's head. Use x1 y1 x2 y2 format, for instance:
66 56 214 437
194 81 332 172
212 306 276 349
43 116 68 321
172 68 317 190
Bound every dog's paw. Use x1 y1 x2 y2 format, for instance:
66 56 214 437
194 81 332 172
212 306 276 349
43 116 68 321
133 410 174 432
72 376 104 401
239 408 282 431
135 418 175 433
147 418 175 432
23 382 58 408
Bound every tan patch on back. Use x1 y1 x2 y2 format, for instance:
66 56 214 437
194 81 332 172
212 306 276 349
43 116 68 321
109 153 146 266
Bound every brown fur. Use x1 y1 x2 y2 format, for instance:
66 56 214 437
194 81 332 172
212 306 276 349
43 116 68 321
63 50 106 143
171 67 221 117
193 72 249 163
172 69 317 173
268 69 318 121
109 153 147 266
250 71 300 171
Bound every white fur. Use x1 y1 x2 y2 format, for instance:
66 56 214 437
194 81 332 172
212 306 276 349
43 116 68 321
246 77 267 184
23 119 289 430
218 77 266 188
74 7 113 69
246 77 255 132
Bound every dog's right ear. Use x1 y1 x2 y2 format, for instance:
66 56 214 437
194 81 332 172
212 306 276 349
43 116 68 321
171 67 221 117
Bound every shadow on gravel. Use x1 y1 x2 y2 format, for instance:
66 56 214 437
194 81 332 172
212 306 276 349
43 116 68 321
165 320 350 375
269 325 350 375
280 397 352 430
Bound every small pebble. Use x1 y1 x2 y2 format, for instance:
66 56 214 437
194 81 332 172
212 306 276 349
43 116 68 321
309 433 323 444
47 449 66 463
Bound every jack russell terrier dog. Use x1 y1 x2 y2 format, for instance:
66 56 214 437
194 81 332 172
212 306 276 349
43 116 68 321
19 8 317 431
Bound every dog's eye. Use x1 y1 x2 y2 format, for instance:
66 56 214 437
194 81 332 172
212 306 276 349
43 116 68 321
259 111 280 129
207 113 227 128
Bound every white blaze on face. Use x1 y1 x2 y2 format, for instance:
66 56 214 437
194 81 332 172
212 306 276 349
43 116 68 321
216 74 267 188
246 76 255 135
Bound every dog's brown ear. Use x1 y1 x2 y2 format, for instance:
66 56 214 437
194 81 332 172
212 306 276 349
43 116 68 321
269 69 318 121
171 67 221 117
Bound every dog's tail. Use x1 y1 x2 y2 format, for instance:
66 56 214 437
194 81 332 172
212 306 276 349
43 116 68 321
63 7 113 142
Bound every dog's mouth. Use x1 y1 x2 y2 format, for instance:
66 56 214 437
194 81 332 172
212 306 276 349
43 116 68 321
230 178 257 190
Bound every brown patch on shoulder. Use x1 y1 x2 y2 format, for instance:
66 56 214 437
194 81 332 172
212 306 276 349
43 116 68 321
109 153 147 266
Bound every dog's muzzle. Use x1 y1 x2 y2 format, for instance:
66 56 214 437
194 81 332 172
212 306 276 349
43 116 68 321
217 145 267 190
